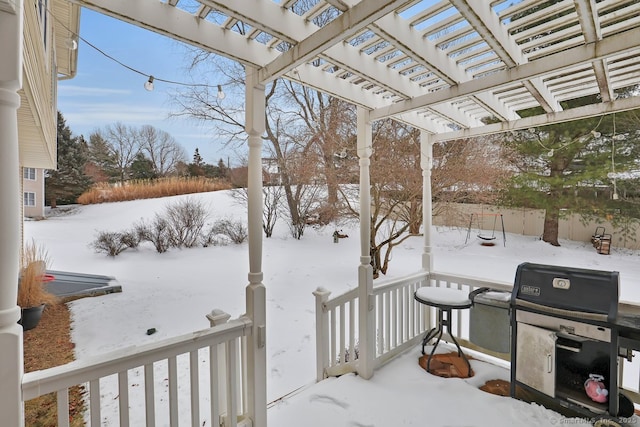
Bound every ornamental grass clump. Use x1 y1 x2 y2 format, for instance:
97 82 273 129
18 240 57 308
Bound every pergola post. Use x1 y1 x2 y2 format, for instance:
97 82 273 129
0 1 25 426
356 106 375 380
244 66 267 427
421 131 434 272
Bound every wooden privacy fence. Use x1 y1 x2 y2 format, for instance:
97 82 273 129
433 203 640 250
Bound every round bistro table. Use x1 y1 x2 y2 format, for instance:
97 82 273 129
414 286 473 377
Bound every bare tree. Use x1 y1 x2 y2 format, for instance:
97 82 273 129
231 184 284 238
340 121 511 278
431 136 512 225
138 125 188 176
173 55 352 238
100 123 141 183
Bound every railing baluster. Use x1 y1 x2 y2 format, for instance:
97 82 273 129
57 389 70 427
118 371 130 427
210 344 220 427
168 356 178 426
384 291 391 353
190 350 200 427
241 334 248 414
144 363 155 427
89 379 101 426
349 299 356 361
404 286 410 341
339 304 346 363
330 309 337 366
377 293 383 356
226 339 238 427
393 289 399 348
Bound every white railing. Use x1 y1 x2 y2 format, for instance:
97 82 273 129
314 270 513 380
23 312 252 427
314 270 640 407
314 271 430 379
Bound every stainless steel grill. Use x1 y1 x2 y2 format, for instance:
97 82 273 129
510 262 635 424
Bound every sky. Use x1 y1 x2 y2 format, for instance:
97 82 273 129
57 9 239 166
24 190 640 426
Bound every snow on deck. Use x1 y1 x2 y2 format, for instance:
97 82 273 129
268 345 618 427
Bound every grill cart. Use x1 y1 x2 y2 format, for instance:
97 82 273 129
510 263 637 426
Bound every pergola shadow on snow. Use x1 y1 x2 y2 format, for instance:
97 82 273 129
3 1 640 426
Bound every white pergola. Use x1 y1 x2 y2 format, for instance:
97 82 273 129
2 1 640 426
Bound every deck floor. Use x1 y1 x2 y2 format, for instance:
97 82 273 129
267 345 637 426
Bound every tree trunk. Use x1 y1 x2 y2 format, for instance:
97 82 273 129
542 208 560 246
408 198 421 234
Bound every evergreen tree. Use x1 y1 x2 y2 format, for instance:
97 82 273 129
130 152 158 180
46 112 93 207
501 106 640 246
188 148 205 176
216 158 228 178
86 131 118 183
193 148 204 166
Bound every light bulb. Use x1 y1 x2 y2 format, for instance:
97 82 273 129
217 85 226 100
548 149 554 157
65 37 78 50
144 76 155 91
591 131 601 138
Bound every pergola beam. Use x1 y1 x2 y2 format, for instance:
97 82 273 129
258 0 409 83
450 0 561 113
69 0 278 67
574 0 615 102
373 13 515 122
371 25 640 121
435 95 640 142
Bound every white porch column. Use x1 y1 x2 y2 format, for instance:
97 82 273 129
420 131 434 272
244 66 267 427
0 1 25 426
356 106 375 380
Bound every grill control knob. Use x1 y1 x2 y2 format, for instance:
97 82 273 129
552 278 570 290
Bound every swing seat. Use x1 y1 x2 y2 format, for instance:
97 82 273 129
477 234 496 241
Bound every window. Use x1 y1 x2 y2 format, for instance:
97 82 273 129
24 192 36 207
23 168 36 180
37 0 48 49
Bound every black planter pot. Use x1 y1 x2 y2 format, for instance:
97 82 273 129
19 304 45 331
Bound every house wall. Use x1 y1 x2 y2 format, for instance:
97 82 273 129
18 0 59 170
432 203 640 250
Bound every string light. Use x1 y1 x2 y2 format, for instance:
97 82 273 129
48 7 227 97
144 76 155 91
64 36 78 50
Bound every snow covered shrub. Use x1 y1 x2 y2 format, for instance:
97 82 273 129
137 215 172 253
210 218 248 244
120 229 141 248
165 198 209 248
91 231 128 257
200 228 230 247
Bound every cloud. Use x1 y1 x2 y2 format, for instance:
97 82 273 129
58 85 131 97
62 102 173 129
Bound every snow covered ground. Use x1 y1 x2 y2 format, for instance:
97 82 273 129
24 190 640 425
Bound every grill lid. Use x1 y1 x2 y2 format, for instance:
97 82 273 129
512 262 619 322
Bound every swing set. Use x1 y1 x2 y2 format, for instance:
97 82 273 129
465 213 506 246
